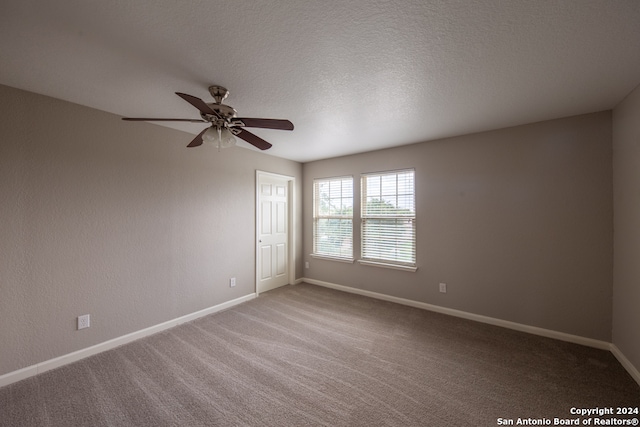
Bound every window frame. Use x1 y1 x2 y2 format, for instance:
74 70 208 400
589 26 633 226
311 176 355 262
359 169 417 271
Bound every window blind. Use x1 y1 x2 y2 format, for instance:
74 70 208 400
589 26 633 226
361 170 416 266
313 176 353 259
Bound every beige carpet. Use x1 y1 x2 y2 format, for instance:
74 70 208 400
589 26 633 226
1 283 638 426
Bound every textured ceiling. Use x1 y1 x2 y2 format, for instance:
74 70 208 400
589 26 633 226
1 0 639 162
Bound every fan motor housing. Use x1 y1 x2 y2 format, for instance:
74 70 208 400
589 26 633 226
201 103 237 121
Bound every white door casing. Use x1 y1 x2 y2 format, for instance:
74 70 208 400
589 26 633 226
256 172 293 294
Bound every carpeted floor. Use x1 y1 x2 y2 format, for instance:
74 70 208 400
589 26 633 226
1 283 638 426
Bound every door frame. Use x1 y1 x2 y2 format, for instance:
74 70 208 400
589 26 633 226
255 170 296 296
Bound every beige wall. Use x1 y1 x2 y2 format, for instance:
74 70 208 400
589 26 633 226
612 83 640 373
303 112 613 341
0 84 302 376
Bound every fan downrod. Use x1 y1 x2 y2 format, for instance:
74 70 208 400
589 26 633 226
208 85 229 104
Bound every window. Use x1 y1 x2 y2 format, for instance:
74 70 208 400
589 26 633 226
361 169 416 269
313 176 354 260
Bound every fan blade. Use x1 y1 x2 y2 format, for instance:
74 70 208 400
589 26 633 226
122 117 206 122
187 128 209 148
175 92 218 117
234 128 272 150
234 118 294 130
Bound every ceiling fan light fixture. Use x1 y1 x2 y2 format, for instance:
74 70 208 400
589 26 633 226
203 126 236 150
122 88 293 151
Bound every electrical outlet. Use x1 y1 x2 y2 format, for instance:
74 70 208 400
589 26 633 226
77 314 90 330
305 261 309 269
439 283 447 293
229 277 236 287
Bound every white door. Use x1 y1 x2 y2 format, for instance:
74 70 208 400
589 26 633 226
257 173 290 293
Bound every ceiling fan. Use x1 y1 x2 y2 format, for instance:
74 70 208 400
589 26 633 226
122 85 293 150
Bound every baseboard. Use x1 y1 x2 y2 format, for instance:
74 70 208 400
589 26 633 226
303 278 611 350
610 344 640 386
0 293 256 388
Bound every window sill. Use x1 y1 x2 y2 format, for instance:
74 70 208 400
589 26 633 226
357 260 418 272
310 254 355 264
